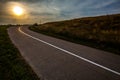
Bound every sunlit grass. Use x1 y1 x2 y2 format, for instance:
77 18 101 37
29 14 120 55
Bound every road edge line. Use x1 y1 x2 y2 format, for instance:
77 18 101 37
18 27 120 76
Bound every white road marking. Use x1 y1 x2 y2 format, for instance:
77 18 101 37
18 27 120 76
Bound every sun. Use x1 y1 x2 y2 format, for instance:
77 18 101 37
13 6 23 16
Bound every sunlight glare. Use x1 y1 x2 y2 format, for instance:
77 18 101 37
13 6 23 16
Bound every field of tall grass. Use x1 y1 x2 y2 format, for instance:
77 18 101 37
30 14 120 55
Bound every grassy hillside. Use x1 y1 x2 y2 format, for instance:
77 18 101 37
0 26 39 80
30 14 120 54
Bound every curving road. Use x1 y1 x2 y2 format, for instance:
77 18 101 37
8 26 120 80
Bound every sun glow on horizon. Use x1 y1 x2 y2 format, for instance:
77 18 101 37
13 6 23 16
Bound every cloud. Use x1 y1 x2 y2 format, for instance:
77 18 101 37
0 0 120 24
85 0 115 9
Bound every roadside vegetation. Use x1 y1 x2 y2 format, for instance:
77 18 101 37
0 25 39 80
30 14 120 55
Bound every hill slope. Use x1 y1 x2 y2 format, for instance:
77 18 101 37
30 14 120 54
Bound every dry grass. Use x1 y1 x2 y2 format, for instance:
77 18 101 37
30 14 120 55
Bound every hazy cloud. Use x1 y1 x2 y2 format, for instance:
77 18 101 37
0 0 120 24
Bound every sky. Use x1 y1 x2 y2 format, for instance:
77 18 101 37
0 0 120 24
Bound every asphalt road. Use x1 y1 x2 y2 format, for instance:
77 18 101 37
8 26 120 80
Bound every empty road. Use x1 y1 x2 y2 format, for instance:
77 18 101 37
8 26 120 80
